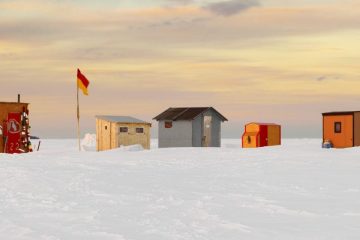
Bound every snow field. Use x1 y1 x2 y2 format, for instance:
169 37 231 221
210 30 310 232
0 139 359 239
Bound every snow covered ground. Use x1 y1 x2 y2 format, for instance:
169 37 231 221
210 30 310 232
0 138 360 240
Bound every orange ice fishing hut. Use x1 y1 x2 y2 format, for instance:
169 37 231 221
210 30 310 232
242 123 281 148
322 111 360 148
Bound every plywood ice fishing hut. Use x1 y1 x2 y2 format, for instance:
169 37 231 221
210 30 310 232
96 115 151 151
153 107 228 148
242 123 281 148
322 111 360 148
0 94 32 153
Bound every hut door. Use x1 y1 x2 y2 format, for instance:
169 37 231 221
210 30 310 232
202 116 212 147
259 125 268 147
102 122 111 150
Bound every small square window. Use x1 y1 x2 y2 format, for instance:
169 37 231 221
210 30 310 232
136 128 144 133
105 126 108 130
120 127 128 133
334 122 341 133
165 121 172 128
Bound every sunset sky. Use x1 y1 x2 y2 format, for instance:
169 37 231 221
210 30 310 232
1 0 360 138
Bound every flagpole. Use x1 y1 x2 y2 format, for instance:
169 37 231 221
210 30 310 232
77 79 81 151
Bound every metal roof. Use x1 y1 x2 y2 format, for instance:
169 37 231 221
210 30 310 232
322 111 360 116
247 122 280 126
153 107 228 121
0 102 29 105
95 115 150 124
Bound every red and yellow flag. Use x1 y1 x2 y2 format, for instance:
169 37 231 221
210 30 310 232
77 69 90 95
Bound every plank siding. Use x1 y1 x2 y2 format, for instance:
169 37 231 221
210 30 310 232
96 118 151 151
158 120 192 148
117 123 150 149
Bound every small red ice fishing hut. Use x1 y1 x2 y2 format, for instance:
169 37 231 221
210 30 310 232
0 95 32 153
242 122 281 148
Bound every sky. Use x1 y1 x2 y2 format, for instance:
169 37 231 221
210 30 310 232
1 0 360 138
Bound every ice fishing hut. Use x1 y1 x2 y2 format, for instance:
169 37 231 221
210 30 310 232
96 115 151 151
242 123 281 148
322 111 360 148
153 107 228 148
0 95 32 153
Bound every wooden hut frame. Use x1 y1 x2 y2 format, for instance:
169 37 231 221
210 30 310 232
96 116 151 151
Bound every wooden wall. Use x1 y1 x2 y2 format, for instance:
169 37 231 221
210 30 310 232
0 102 29 153
96 119 151 151
323 114 353 148
117 123 150 149
353 112 360 147
96 119 116 151
267 125 281 146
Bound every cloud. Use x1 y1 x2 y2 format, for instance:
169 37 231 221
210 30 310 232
317 75 327 81
1 1 360 48
204 0 260 16
145 17 209 29
166 0 195 5
316 75 341 82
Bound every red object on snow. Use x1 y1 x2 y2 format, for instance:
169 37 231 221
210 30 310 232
4 112 22 153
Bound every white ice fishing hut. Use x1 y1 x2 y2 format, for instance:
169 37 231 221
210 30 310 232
96 116 151 151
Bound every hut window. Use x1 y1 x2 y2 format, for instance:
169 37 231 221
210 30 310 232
136 128 144 133
165 121 172 128
334 122 341 133
105 126 108 130
120 127 128 133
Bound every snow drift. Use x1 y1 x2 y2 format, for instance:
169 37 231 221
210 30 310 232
81 133 96 151
80 133 144 152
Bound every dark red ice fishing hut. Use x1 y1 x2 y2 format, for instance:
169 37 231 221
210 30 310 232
0 94 32 153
